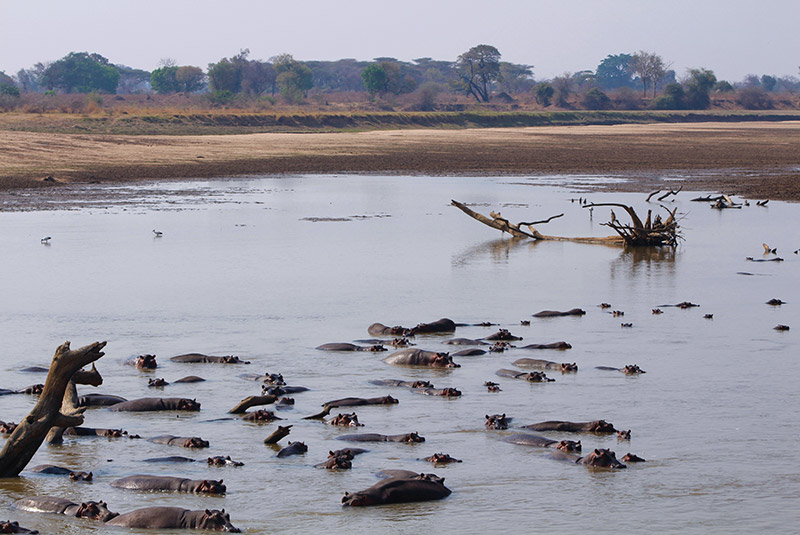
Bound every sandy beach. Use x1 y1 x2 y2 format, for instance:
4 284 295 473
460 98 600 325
2 121 800 203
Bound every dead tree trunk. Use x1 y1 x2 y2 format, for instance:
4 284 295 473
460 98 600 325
46 364 104 445
583 203 679 246
0 341 106 477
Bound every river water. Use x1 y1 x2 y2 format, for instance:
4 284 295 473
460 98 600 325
0 174 798 534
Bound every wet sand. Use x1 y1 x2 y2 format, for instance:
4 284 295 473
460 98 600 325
2 121 800 204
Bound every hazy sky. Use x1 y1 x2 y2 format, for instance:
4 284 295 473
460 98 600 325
1 0 798 82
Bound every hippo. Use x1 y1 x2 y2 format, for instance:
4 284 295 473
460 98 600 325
207 456 244 467
170 353 250 364
126 354 157 369
316 343 386 352
149 435 209 448
78 393 127 407
532 308 586 318
111 475 225 494
420 453 462 464
28 465 93 481
316 453 353 470
522 420 617 433
304 395 398 420
484 381 502 392
775 324 791 331
342 473 451 506
451 348 487 357
64 427 134 438
263 425 293 444
18 366 48 373
262 385 309 396
329 447 369 458
444 338 486 346
518 341 572 350
326 413 363 426
595 364 645 375
0 521 38 534
240 409 282 422
241 372 285 385
576 448 626 468
369 379 435 389
767 298 785 305
0 421 17 434
337 432 424 443
502 433 582 452
141 456 196 463
110 397 200 412
412 387 461 397
276 441 308 458
383 349 459 368
617 429 632 440
105 507 239 532
16 384 43 395
487 342 514 353
495 369 555 382
375 470 445 483
13 497 118 521
148 378 168 387
656 301 699 308
175 376 206 383
483 329 523 341
621 453 646 463
513 358 577 372
409 318 456 335
485 414 510 429
0 389 15 396
368 323 412 336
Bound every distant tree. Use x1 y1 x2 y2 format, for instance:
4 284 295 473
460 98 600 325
307 59 368 92
595 54 636 90
581 87 611 109
650 83 685 109
741 74 761 88
683 68 717 109
760 74 777 92
455 44 502 102
552 73 574 107
16 63 48 92
175 66 206 93
736 86 773 109
533 82 554 106
207 58 242 93
361 63 388 95
630 51 667 97
116 65 150 93
713 80 734 92
41 52 120 93
0 71 20 97
498 62 534 94
413 82 443 111
273 54 313 103
611 87 641 109
150 66 180 93
240 61 275 95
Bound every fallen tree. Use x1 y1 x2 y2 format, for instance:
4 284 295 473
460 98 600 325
0 341 106 477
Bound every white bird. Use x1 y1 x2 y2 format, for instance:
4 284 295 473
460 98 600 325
40 236 51 244
152 229 163 237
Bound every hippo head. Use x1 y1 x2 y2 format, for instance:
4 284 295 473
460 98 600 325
580 448 626 469
0 521 33 534
224 355 250 364
179 398 201 411
369 345 387 352
207 456 244 467
380 395 400 405
561 362 578 372
197 479 226 494
148 378 168 387
24 384 44 395
391 337 411 347
102 429 125 438
200 509 240 532
617 429 632 440
342 492 374 506
74 500 118 521
623 364 645 374
433 352 459 368
0 422 18 434
590 420 617 433
413 472 446 484
184 437 210 448
289 441 308 452
489 342 511 353
251 410 280 421
621 452 646 463
440 388 462 397
136 354 158 369
69 470 93 481
410 380 434 389
525 371 551 383
403 432 425 443
262 385 285 396
484 381 501 392
556 440 582 453
324 455 353 470
485 414 509 430
329 449 356 460
263 372 285 385
276 397 294 405
426 452 460 464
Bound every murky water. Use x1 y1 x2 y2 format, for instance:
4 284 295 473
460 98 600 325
1 175 798 534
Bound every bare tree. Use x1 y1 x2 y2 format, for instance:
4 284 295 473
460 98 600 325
630 51 668 97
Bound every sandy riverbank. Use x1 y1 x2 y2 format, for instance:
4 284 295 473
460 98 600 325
2 121 799 203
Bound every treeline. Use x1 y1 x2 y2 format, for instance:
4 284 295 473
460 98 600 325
1 45 798 111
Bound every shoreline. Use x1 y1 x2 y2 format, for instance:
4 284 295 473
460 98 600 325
2 121 800 207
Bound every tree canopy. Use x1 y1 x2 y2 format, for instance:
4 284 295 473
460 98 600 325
594 54 636 90
41 52 120 93
455 44 502 102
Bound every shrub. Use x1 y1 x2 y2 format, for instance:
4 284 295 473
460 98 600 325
581 88 611 110
532 82 554 106
736 87 773 109
611 87 641 109
650 83 686 109
208 90 235 107
0 84 20 97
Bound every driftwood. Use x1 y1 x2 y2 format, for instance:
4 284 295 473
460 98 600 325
646 186 683 202
451 200 623 245
0 341 106 477
228 395 277 414
583 203 679 246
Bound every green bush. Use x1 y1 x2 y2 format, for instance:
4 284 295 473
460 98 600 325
0 84 20 97
208 89 235 106
650 83 686 109
581 88 611 110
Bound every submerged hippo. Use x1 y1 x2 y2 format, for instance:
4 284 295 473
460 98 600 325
13 497 118 521
409 318 456 335
170 353 250 364
444 338 486 346
28 465 93 481
483 329 523 341
595 364 646 374
110 397 200 412
105 507 239 532
77 393 127 407
326 413 363 426
518 341 573 350
149 435 209 448
16 384 43 395
495 369 554 382
576 448 626 468
207 456 245 467
342 473 451 506
141 456 196 463
0 421 18 434
503 433 582 452
337 432 424 443
316 343 386 352
369 379 435 389
532 308 586 318
316 453 353 470
64 427 135 439
111 475 225 494
513 358 577 372
276 441 308 458
522 420 617 433
175 375 206 383
126 354 157 369
383 349 459 368
0 520 38 534
241 409 282 422
420 453 462 464
412 387 461 397
368 323 412 336
148 378 169 387
621 453 646 463
485 414 510 429
451 348 487 357
304 395 399 419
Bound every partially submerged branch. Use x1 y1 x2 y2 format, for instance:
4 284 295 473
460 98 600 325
584 203 680 246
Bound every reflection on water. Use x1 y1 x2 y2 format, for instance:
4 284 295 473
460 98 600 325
0 175 798 534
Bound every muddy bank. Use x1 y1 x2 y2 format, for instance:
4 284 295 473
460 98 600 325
2 121 800 205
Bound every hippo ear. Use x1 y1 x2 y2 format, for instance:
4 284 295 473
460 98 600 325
87 471 93 480
594 449 601 454
577 441 581 445
485 414 489 419
502 413 506 418
205 509 212 516
219 479 223 484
